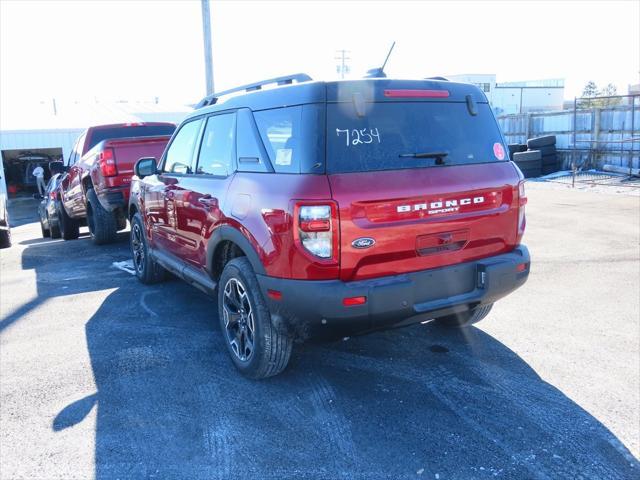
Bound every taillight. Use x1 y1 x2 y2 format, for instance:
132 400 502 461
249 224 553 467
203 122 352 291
294 202 338 261
99 148 117 177
517 181 527 242
49 191 57 200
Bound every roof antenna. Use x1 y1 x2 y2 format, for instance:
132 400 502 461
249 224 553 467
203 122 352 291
364 41 396 78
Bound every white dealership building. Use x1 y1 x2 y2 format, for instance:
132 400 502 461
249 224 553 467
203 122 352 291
447 74 565 115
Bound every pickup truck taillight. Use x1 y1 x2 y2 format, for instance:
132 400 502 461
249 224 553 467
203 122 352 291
49 191 57 201
99 148 117 177
517 181 527 243
294 202 339 262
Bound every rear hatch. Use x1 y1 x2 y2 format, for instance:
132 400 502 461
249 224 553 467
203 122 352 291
325 80 522 282
106 136 172 178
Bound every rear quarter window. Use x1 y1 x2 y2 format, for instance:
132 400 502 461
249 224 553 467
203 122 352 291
254 104 325 174
326 102 505 174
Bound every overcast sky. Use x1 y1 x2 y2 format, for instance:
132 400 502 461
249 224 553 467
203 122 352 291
1 0 639 114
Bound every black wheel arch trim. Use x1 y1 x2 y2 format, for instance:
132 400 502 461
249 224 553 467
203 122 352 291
206 225 266 276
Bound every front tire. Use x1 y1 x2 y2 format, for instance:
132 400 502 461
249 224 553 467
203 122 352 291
86 189 117 245
130 213 165 284
433 303 494 328
218 257 292 379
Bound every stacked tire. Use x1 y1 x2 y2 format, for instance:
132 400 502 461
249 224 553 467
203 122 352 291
527 135 559 175
508 143 527 158
513 150 542 178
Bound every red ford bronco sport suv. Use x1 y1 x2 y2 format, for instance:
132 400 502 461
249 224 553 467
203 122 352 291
129 74 530 378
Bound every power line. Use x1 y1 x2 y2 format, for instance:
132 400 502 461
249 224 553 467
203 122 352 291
335 49 351 79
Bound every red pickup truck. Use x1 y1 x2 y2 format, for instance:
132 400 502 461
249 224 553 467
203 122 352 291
57 123 175 244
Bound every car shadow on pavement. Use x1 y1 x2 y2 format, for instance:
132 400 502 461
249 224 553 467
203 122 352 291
48 272 639 479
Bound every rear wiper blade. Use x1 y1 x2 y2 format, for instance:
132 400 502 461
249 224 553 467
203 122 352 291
399 151 449 159
399 151 449 164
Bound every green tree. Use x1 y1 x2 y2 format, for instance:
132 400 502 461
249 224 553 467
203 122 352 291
582 81 599 98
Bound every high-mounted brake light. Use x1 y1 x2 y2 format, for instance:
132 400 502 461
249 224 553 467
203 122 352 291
99 148 117 177
384 89 450 98
294 203 338 261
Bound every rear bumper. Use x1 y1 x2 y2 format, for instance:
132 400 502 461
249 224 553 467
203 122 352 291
96 186 130 212
257 245 530 339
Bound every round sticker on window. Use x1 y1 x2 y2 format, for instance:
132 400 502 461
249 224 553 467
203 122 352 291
493 142 506 160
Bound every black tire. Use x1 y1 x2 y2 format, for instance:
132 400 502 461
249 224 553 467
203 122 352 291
508 143 527 157
541 153 557 166
537 145 557 156
40 219 50 238
519 166 542 178
0 228 11 249
50 218 61 239
130 213 166 284
513 150 542 163
434 304 493 328
218 257 293 379
527 135 556 149
58 202 80 240
86 189 117 245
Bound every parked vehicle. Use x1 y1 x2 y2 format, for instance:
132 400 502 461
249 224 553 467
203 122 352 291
129 75 530 379
58 123 175 244
38 173 64 238
0 155 10 249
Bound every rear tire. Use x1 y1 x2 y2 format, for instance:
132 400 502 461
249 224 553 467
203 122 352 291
130 213 166 284
40 219 50 238
218 257 293 379
0 228 11 249
50 216 61 239
434 303 494 328
58 202 80 240
86 188 117 245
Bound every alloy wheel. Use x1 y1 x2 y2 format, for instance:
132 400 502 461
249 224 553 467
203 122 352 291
131 223 145 273
222 277 255 362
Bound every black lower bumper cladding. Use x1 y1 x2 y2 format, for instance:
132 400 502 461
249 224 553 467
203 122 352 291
257 246 530 340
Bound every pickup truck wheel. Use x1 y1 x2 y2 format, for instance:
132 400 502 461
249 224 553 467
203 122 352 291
40 219 50 238
57 202 80 240
86 189 117 245
434 303 494 328
130 213 165 284
218 257 293 379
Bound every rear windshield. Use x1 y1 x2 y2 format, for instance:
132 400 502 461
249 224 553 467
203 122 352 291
88 125 175 151
326 102 505 174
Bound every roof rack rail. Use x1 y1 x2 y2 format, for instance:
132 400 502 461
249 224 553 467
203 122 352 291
195 73 313 109
425 76 449 81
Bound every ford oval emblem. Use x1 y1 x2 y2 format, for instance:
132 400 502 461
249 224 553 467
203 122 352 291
352 237 376 249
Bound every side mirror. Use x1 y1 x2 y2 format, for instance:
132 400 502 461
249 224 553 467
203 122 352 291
134 157 158 178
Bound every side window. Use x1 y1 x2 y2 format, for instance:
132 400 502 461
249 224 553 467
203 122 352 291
236 109 271 173
73 133 86 163
163 118 203 174
254 106 302 174
196 113 235 176
67 137 80 166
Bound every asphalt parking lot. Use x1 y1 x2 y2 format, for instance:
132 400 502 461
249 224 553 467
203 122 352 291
1 183 638 479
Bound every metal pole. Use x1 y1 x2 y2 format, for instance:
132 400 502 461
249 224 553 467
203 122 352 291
572 97 577 187
631 95 636 177
201 0 214 96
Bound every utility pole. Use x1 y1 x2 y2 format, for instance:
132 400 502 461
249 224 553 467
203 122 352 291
201 0 214 95
335 49 351 79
